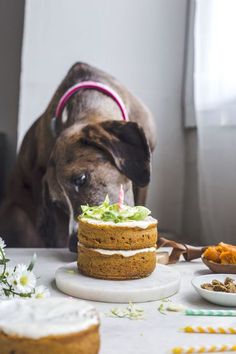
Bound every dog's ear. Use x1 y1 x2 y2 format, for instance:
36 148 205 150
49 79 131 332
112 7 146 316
81 121 151 186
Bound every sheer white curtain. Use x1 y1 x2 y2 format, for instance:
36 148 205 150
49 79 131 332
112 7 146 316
195 0 236 243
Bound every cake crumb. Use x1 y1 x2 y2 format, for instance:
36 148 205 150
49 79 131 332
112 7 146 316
107 302 144 320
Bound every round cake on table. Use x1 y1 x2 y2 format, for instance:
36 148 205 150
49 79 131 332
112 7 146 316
77 196 158 280
0 298 100 354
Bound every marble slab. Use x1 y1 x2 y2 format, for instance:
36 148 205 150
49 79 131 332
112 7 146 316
55 262 181 303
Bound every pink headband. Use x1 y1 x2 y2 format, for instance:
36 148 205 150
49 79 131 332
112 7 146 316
55 81 129 121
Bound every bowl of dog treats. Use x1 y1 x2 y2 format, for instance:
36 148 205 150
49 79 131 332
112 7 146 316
192 274 236 306
192 242 236 306
201 242 236 274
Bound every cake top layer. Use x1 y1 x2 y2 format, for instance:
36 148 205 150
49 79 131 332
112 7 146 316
80 215 157 229
79 195 156 224
0 297 99 339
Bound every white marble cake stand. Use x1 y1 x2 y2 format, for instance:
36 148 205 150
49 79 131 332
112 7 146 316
55 263 181 303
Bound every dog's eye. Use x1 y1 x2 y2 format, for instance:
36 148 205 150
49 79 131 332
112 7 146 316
72 173 87 191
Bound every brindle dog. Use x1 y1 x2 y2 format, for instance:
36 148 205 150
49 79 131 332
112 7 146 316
0 63 156 249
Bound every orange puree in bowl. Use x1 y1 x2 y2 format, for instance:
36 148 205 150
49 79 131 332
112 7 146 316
203 242 236 265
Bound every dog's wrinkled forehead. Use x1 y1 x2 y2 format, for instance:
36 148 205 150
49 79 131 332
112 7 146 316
50 120 150 187
53 129 107 166
64 145 107 171
50 127 108 174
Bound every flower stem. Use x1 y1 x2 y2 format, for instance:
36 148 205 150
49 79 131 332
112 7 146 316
0 247 6 279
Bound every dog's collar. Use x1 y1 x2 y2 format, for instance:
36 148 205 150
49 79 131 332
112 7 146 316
54 80 129 122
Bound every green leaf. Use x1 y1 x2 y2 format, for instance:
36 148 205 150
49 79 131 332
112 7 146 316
79 196 151 223
102 194 110 207
27 253 37 271
0 259 9 265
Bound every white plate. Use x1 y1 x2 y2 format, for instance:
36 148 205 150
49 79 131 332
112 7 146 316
55 262 181 303
192 274 236 307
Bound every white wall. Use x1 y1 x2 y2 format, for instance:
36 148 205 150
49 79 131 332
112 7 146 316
19 0 187 236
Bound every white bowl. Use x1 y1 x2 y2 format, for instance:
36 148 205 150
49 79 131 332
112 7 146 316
192 274 236 307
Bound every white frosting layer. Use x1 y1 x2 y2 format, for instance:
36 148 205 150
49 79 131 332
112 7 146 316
80 216 157 229
0 297 99 339
78 243 156 257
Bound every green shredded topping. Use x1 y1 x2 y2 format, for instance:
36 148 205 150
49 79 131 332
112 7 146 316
80 195 151 223
157 300 185 315
65 269 76 275
157 303 167 315
157 299 171 315
107 302 144 320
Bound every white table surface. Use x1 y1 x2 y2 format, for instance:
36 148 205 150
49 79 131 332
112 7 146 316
6 248 236 354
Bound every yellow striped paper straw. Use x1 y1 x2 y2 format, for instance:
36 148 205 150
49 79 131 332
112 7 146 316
172 344 236 353
183 326 236 334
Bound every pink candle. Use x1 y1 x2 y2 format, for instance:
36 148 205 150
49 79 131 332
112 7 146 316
118 184 124 209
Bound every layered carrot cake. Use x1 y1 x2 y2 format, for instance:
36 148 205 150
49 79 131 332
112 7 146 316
0 298 100 354
77 196 158 280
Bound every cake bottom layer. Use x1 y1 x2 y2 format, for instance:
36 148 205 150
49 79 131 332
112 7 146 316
0 325 100 354
77 245 156 280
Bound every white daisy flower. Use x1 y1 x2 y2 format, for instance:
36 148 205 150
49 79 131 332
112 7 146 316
5 266 16 287
33 285 50 299
15 264 27 273
14 265 36 294
0 237 6 259
0 237 6 250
